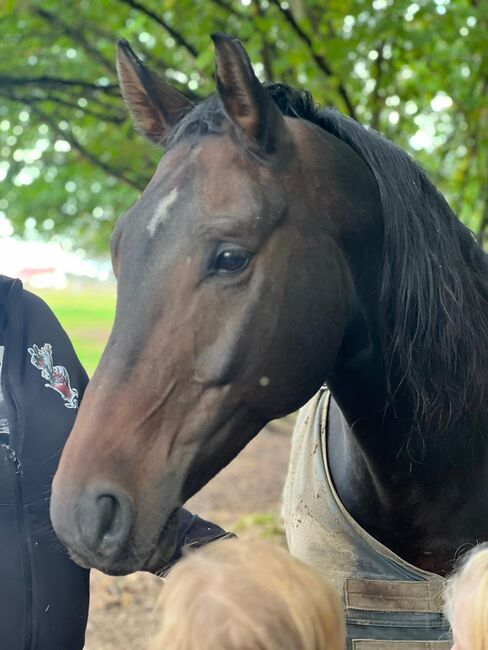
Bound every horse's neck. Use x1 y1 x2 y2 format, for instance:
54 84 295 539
326 312 488 574
329 296 488 464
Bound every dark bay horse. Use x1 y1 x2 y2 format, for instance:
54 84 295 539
51 34 488 591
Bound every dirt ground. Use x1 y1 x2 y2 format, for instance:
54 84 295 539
84 417 294 650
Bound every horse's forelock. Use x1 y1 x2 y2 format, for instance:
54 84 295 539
164 94 227 149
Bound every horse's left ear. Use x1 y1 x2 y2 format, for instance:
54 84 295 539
211 33 286 153
116 38 194 144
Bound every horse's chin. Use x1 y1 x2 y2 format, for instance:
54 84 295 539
66 509 180 576
140 509 180 574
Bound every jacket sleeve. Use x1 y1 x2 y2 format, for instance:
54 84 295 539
1 284 90 650
151 508 236 578
18 289 90 502
22 289 89 397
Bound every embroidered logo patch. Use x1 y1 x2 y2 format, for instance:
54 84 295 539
28 343 79 409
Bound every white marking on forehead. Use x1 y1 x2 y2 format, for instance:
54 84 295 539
147 187 179 237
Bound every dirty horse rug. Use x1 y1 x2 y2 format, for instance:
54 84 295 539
283 389 452 649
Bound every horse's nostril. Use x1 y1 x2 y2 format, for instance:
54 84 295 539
97 494 118 538
79 488 134 559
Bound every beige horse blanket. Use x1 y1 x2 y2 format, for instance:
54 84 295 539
283 388 452 649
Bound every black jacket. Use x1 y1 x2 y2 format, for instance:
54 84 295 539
0 276 231 649
0 276 90 649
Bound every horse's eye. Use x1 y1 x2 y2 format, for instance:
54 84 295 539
214 249 252 274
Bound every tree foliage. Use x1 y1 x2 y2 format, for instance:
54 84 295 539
0 0 486 252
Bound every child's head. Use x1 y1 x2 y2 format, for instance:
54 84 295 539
149 539 345 650
444 543 488 650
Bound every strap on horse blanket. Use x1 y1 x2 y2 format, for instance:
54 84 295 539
352 642 452 649
345 578 444 614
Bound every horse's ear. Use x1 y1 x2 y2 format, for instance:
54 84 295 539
211 33 285 153
116 39 194 144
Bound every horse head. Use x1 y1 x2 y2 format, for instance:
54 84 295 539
50 34 382 574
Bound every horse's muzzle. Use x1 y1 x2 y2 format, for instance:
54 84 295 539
50 482 138 574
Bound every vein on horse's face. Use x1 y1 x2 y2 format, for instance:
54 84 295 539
147 187 179 237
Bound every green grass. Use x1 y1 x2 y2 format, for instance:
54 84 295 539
231 511 286 545
35 286 116 376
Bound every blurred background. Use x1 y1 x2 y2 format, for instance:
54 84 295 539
0 0 486 647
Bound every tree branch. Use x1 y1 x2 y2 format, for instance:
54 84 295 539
251 0 276 82
371 41 386 131
18 100 146 191
2 90 125 124
269 0 357 120
34 8 116 75
115 0 198 58
260 42 275 82
0 75 119 95
479 188 488 247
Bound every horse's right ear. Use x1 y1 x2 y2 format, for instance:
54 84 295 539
116 39 194 144
211 33 286 154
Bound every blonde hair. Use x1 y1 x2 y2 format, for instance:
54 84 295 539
444 543 488 650
149 539 345 650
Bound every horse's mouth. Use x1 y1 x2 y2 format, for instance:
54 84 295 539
65 509 180 576
140 508 180 574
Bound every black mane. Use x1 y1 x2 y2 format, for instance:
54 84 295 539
167 83 488 436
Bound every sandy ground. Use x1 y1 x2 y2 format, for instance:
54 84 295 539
84 417 294 650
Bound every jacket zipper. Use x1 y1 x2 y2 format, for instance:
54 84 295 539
2 320 34 649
